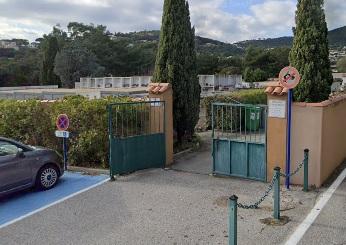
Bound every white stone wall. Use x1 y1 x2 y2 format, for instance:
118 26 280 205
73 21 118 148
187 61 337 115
199 74 242 92
78 76 152 89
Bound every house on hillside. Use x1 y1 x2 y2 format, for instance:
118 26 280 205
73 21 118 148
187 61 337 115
0 40 19 50
333 73 346 85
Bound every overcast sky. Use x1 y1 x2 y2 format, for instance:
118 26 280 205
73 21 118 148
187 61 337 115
0 0 345 43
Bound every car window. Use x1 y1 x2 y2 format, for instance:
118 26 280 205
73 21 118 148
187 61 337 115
0 141 20 156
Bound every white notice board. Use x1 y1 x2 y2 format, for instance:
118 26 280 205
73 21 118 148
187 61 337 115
269 100 286 118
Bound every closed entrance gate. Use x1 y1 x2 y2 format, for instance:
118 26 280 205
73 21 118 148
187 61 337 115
212 103 267 181
108 101 166 177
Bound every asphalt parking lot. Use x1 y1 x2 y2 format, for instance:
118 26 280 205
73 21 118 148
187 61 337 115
0 171 108 229
0 168 319 245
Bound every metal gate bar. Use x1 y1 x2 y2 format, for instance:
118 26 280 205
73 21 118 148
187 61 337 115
108 101 166 177
212 103 267 181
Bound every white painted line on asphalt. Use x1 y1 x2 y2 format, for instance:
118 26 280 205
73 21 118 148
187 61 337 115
0 178 109 230
285 167 346 245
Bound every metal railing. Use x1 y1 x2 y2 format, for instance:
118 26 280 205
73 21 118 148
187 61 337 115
212 103 267 144
108 101 165 138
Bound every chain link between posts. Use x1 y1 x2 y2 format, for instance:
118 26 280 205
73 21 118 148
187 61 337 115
236 161 305 210
237 173 279 209
279 161 304 178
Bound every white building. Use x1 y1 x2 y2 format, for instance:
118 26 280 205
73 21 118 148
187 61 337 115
77 76 152 89
198 74 243 92
0 40 19 50
332 73 346 91
333 73 346 85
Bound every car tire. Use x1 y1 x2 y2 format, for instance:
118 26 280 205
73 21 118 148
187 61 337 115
36 164 59 191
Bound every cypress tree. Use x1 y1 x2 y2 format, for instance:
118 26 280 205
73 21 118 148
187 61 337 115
153 0 201 143
289 0 333 102
41 35 60 86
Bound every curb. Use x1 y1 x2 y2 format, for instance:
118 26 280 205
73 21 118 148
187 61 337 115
174 148 193 157
67 166 109 175
68 147 197 175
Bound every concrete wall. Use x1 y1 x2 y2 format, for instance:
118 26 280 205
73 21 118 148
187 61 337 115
320 98 346 183
290 105 323 187
290 95 346 187
0 85 58 91
0 88 148 100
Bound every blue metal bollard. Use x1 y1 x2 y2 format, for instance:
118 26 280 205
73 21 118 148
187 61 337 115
229 195 238 245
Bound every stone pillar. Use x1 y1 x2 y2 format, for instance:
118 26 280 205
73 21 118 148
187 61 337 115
265 84 288 181
148 83 174 166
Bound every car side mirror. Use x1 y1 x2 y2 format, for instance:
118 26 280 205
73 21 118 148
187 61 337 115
16 149 25 158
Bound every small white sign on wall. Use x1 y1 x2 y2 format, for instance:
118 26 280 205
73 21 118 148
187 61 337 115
269 100 286 118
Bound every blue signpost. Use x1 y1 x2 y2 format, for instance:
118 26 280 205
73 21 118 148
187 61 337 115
279 67 301 189
55 114 70 171
286 89 293 188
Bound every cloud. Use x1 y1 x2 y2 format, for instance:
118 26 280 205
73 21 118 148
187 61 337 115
325 0 346 30
46 0 112 7
0 0 344 43
190 0 296 42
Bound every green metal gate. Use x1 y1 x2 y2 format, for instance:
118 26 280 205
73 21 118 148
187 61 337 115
212 103 267 181
108 101 166 177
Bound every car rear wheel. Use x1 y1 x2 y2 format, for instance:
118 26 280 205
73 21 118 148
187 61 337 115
36 164 59 190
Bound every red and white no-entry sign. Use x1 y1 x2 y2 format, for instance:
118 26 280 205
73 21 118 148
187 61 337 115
56 114 70 131
279 66 301 89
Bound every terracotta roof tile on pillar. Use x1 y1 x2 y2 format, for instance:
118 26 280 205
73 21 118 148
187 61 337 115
148 83 171 94
264 82 288 96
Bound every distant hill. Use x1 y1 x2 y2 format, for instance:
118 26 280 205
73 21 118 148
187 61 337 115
113 26 346 58
113 30 244 56
235 37 292 49
328 26 346 48
235 26 346 49
3 26 345 60
194 36 243 56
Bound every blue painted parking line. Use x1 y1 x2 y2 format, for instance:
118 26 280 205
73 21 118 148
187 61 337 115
0 171 108 228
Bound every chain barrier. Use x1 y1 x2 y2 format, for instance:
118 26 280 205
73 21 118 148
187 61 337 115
237 173 278 209
279 161 304 178
237 157 306 209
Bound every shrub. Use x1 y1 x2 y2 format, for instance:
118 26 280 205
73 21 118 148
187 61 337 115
0 96 134 168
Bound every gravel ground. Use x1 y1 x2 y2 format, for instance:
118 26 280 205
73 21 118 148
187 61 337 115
0 167 319 245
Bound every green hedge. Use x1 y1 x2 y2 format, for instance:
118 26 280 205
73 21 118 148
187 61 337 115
0 96 132 168
201 89 267 129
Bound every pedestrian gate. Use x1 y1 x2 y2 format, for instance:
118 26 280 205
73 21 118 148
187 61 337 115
212 103 267 181
108 101 166 177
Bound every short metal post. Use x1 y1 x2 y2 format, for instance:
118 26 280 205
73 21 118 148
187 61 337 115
108 105 115 181
273 167 281 220
304 149 309 192
229 195 238 245
63 137 68 171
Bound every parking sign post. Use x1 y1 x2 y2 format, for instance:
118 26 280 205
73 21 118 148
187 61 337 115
63 138 68 170
279 66 301 189
56 114 70 171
